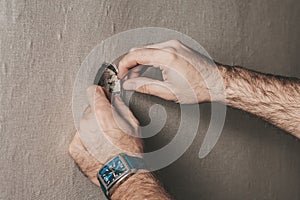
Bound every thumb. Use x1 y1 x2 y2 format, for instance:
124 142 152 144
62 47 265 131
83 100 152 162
123 77 176 101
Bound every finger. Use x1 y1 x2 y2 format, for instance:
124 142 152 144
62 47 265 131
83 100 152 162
86 85 127 134
131 40 183 50
112 96 140 127
129 47 142 52
127 65 143 79
122 77 176 101
86 85 114 126
118 48 176 79
87 85 110 110
128 65 147 79
144 40 175 49
128 42 161 52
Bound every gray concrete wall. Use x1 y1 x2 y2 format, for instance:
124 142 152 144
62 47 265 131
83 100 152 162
0 0 299 199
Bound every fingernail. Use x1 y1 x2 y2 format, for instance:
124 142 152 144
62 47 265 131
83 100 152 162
123 81 136 90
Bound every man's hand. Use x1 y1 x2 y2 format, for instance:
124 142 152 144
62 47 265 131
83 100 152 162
69 86 172 200
118 40 225 104
69 85 143 186
118 39 300 138
68 133 102 186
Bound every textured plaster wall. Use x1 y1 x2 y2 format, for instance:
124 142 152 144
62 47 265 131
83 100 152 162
0 0 299 200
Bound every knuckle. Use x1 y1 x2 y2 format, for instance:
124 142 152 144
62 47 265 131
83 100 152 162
134 49 144 57
118 53 131 66
164 47 176 53
118 59 124 67
68 143 77 157
169 39 182 47
167 51 178 61
140 84 150 94
68 144 73 155
129 47 138 52
147 48 157 57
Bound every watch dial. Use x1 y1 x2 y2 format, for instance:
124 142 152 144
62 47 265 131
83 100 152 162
100 157 128 187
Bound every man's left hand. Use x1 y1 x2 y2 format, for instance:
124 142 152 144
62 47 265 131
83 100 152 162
68 85 143 186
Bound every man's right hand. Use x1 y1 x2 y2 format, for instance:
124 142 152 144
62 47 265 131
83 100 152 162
118 40 225 104
118 39 300 138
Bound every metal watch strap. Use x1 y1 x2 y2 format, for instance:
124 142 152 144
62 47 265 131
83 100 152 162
122 154 146 170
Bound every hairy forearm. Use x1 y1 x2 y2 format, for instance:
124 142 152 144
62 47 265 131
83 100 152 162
218 65 300 139
111 172 172 200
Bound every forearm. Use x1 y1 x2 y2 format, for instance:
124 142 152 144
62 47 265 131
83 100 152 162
218 64 300 139
111 172 172 200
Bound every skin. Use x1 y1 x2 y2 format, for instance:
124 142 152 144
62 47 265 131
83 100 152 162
219 65 300 138
119 40 300 138
69 40 300 199
69 86 170 199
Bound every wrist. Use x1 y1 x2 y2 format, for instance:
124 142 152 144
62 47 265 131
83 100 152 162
216 64 267 106
111 172 171 200
110 172 146 199
211 63 229 103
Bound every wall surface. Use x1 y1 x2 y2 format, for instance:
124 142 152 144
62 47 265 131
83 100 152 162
0 0 299 200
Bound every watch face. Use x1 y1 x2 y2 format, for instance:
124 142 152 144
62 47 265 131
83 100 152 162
99 156 129 187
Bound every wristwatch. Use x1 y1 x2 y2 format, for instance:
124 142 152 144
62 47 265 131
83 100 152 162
97 153 147 199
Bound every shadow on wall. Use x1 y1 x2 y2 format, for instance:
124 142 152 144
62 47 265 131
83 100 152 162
124 91 300 200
